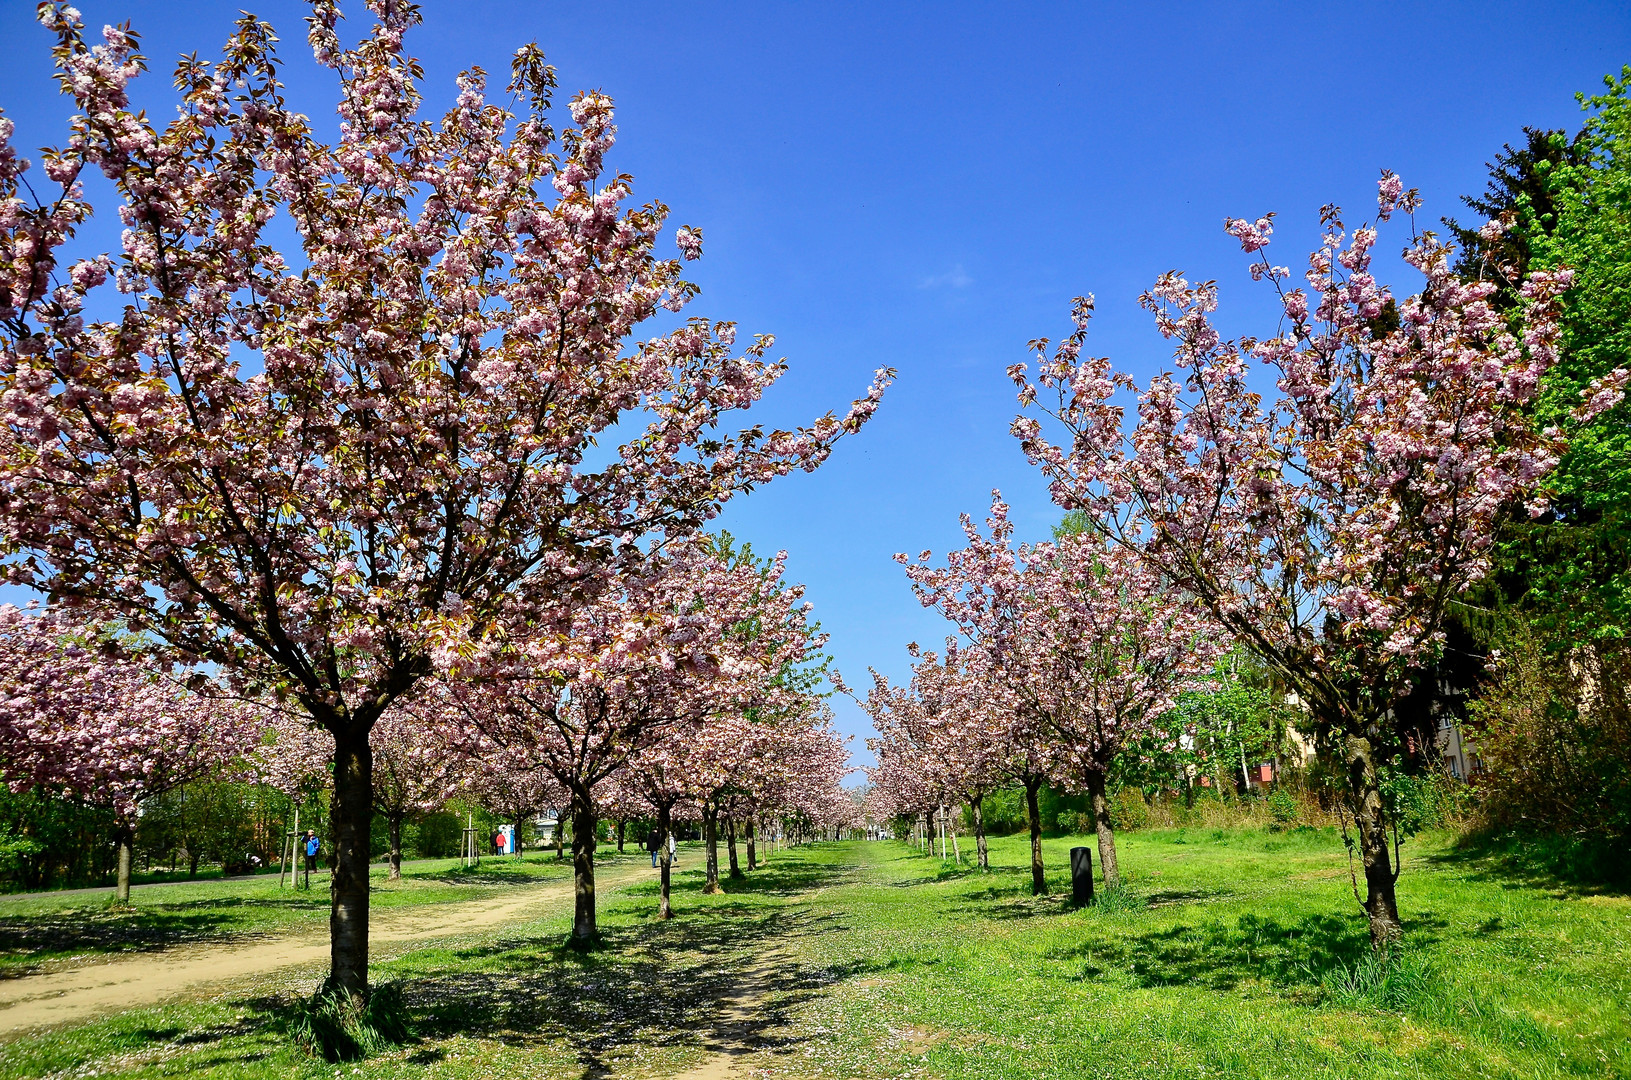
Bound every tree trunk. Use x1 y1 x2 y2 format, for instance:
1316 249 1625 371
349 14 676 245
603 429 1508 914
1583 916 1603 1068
657 802 674 920
514 815 525 858
726 814 742 878
327 722 373 1002
387 813 403 881
569 786 599 946
115 825 134 905
616 819 626 854
1025 777 1048 896
188 846 201 879
1344 731 1402 948
1085 769 1121 889
746 817 757 870
972 792 989 870
555 815 566 860
703 801 721 894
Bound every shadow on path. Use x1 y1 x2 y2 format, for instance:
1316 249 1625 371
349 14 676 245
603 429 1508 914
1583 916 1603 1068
141 854 863 1078
0 908 288 977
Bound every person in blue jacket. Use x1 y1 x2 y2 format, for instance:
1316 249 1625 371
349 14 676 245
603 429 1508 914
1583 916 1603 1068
303 830 320 888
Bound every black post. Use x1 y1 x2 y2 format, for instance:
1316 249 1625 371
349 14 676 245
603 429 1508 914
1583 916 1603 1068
1070 845 1094 906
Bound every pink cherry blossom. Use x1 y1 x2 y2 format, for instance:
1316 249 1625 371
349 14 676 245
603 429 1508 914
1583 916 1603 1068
1009 174 1611 945
0 3 890 995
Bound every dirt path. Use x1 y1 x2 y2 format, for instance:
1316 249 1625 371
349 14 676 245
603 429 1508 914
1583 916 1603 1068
0 862 649 1037
668 948 792 1080
666 872 854 1080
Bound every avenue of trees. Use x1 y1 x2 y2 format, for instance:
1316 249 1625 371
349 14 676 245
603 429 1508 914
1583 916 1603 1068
3 1 1628 1044
864 97 1631 947
0 0 875 1003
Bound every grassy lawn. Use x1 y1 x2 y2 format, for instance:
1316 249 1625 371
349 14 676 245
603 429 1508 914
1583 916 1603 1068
0 830 1625 1079
0 849 639 976
782 831 1630 1079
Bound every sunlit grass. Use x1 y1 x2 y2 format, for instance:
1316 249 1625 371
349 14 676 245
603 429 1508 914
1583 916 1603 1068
0 832 1625 1079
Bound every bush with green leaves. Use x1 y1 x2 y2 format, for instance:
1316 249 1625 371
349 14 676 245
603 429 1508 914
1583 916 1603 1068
1267 786 1300 830
1466 618 1631 880
1108 788 1150 830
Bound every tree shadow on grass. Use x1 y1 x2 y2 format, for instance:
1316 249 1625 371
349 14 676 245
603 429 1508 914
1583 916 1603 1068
1046 910 1449 994
182 850 870 1078
1144 887 1236 907
715 860 857 897
395 895 881 1078
410 864 567 887
1425 832 1630 897
884 863 989 889
946 889 1067 921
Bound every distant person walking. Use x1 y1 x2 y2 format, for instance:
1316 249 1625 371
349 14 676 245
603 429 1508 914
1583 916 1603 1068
668 831 677 865
302 830 319 888
646 828 661 867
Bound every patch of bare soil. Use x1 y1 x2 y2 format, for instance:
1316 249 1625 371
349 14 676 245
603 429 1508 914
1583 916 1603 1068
0 863 649 1037
666 949 792 1080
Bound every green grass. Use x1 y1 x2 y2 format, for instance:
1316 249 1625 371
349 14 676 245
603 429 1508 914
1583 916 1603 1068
0 831 1626 1079
0 849 607 976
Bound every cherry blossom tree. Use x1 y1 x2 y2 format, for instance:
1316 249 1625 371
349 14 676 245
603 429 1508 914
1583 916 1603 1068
761 717 852 847
445 541 822 942
0 605 262 903
863 639 1055 889
0 4 887 996
625 725 717 919
371 689 468 879
1009 174 1616 944
859 642 1009 869
466 756 566 860
902 497 1219 888
248 709 335 804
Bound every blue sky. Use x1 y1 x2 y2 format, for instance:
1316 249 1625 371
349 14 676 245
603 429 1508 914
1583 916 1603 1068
3 2 1629 774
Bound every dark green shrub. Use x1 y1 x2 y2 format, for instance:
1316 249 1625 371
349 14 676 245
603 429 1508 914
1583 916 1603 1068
1109 788 1150 830
413 812 462 858
1267 786 1300 830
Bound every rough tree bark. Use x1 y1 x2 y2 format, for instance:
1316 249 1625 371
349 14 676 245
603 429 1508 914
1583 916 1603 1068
657 802 675 920
971 792 989 870
726 814 742 878
1025 777 1048 896
746 817 757 870
569 786 600 946
1084 769 1121 889
1343 730 1402 947
327 721 373 1000
114 826 134 906
387 813 404 881
616 819 625 854
702 801 721 894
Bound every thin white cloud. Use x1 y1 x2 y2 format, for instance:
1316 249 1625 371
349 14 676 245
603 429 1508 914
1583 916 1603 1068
918 263 972 289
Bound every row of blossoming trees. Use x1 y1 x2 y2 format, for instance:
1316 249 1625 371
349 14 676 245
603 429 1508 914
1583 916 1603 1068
0 1 875 1000
862 175 1624 949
